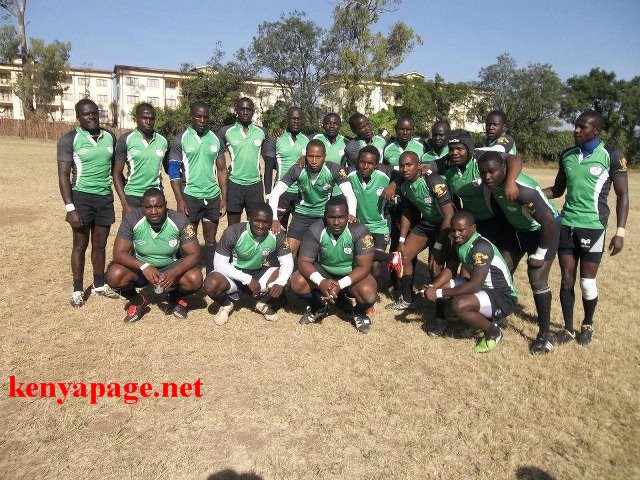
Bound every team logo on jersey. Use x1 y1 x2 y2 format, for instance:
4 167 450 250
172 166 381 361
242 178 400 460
184 224 196 238
524 202 536 215
210 145 219 153
497 137 509 144
156 149 165 157
362 235 374 249
323 183 331 191
473 252 489 266
338 169 348 180
168 239 178 248
423 196 433 204
283 237 290 250
254 139 262 147
376 187 384 196
107 146 114 153
433 183 446 198
343 246 353 254
262 249 272 257
589 166 603 176
339 149 345 156
619 157 628 172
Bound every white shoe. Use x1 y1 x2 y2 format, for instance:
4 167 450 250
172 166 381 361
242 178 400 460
256 299 278 321
70 291 84 308
213 301 235 326
91 284 120 299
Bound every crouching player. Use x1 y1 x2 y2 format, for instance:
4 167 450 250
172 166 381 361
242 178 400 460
290 197 378 334
204 203 293 325
106 188 203 323
423 211 517 353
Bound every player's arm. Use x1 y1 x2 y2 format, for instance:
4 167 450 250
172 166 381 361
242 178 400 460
517 187 559 267
56 133 83 228
268 164 299 232
297 228 340 300
213 229 254 286
335 167 357 221
396 201 412 255
168 133 187 215
268 234 294 298
542 157 567 199
113 133 131 214
609 153 629 255
434 245 490 299
112 233 163 286
503 153 523 201
262 135 277 196
215 145 228 217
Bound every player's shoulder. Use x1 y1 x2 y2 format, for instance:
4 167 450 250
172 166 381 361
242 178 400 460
166 209 190 227
123 207 146 226
560 145 580 159
349 221 371 238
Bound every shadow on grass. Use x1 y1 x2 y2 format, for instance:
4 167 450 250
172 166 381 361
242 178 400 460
515 465 556 480
207 470 263 480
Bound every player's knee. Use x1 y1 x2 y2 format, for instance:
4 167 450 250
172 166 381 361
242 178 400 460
289 271 308 294
203 273 223 297
105 264 126 287
451 297 465 315
579 277 598 300
182 269 203 290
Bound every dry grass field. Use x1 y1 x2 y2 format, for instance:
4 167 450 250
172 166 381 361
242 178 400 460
0 136 638 479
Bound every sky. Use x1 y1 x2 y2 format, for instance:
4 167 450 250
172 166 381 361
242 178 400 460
9 0 640 83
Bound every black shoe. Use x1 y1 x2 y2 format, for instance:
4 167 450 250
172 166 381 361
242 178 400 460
172 299 188 319
530 332 554 354
123 296 149 324
426 317 448 337
578 324 594 346
556 328 576 345
353 313 372 334
299 304 328 325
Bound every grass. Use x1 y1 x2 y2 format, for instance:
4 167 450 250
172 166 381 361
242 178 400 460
0 136 638 479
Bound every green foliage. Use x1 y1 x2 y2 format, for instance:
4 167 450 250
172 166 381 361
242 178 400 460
368 108 396 135
329 0 422 115
396 74 472 136
561 68 640 164
475 53 564 161
0 24 19 61
260 100 288 133
248 11 336 130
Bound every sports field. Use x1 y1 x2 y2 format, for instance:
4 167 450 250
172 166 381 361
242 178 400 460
0 136 638 479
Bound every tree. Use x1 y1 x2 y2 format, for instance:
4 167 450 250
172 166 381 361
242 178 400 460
475 53 564 161
246 11 336 131
396 74 471 136
0 0 71 120
329 0 422 116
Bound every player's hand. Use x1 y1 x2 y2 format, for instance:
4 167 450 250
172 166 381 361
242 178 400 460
420 164 434 177
423 285 438 301
609 235 624 256
271 219 282 234
504 181 519 201
429 256 443 276
247 278 261 296
527 257 545 268
176 199 189 216
348 214 357 223
396 241 406 257
381 183 397 201
219 199 227 218
121 202 134 216
296 155 306 168
158 268 181 289
267 283 284 299
142 266 164 285
319 279 340 303
271 127 283 138
66 210 84 229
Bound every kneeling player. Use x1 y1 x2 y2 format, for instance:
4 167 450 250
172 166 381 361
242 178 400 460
204 203 293 325
423 211 517 353
290 196 377 333
107 188 203 323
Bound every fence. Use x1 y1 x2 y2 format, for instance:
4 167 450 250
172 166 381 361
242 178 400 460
0 119 126 141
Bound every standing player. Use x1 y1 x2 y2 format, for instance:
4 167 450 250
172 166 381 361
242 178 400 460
267 106 311 228
421 120 451 168
386 152 454 323
382 115 425 169
218 97 270 225
483 110 517 154
478 151 560 354
168 102 227 274
113 103 168 214
314 112 348 197
106 188 202 323
268 139 357 259
57 98 120 307
344 113 387 167
348 145 397 278
204 203 294 325
290 196 378 333
543 110 629 345
423 211 517 353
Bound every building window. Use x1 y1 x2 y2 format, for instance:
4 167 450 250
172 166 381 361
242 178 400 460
97 94 108 103
99 109 108 119
166 98 176 108
63 109 74 117
126 77 139 87
96 78 108 87
61 93 73 101
147 97 159 106
77 77 89 86
127 95 139 105
167 81 176 89
147 78 159 88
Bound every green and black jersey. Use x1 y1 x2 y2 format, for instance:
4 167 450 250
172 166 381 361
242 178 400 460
57 127 116 196
115 129 168 197
218 122 268 186
400 173 452 223
383 138 425 169
348 164 394 235
216 222 289 272
483 134 517 155
116 208 197 268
